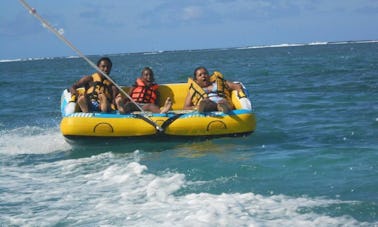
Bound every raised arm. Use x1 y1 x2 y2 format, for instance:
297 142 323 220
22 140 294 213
225 80 242 91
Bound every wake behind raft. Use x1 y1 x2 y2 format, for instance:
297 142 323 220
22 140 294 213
60 81 256 142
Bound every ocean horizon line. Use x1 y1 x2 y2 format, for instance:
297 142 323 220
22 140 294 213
1 39 377 63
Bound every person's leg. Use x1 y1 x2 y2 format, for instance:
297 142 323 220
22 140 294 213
198 99 217 113
142 103 161 113
115 95 128 114
160 97 172 113
98 93 110 112
217 99 232 113
77 94 90 112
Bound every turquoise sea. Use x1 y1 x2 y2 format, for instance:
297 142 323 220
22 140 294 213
1 41 377 226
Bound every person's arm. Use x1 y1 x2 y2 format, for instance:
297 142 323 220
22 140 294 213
183 91 195 110
157 89 164 105
225 80 242 91
69 75 92 95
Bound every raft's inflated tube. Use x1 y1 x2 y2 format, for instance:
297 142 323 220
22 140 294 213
62 89 77 115
232 82 252 111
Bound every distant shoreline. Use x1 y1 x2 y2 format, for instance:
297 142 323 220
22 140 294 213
1 39 377 63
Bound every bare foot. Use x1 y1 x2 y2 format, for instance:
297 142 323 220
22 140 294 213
160 97 172 113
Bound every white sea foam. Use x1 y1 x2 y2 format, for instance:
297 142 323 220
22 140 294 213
0 156 372 226
236 40 378 50
66 55 80 59
143 50 164 55
0 58 23 63
0 56 54 63
0 126 70 155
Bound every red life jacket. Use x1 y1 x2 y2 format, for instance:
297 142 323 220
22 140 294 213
130 78 159 104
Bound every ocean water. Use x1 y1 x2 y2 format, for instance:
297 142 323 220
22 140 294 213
1 42 377 226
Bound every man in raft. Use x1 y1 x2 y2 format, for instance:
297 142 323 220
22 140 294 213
69 57 119 113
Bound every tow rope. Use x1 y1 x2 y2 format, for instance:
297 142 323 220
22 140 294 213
19 0 163 132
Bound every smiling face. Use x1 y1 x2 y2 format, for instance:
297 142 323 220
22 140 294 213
140 68 155 86
97 58 112 75
194 67 210 88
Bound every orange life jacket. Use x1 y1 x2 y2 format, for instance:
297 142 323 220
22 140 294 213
130 78 159 104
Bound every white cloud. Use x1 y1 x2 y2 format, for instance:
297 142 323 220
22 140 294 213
2 0 378 59
182 6 203 21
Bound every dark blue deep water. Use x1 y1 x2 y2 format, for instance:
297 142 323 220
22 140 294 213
0 42 377 226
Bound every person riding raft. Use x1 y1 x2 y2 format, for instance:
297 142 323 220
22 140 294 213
183 66 245 113
69 57 120 113
116 67 172 114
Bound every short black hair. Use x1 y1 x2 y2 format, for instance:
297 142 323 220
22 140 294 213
97 57 112 67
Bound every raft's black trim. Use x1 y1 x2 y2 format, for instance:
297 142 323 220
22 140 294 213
206 120 227 131
160 113 184 129
133 113 163 133
63 131 254 145
93 122 114 133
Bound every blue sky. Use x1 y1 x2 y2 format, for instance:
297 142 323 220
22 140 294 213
1 0 378 59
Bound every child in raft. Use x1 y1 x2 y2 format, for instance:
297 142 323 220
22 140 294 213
116 67 172 114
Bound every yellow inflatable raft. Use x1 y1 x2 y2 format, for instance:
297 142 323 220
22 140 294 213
60 82 256 141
